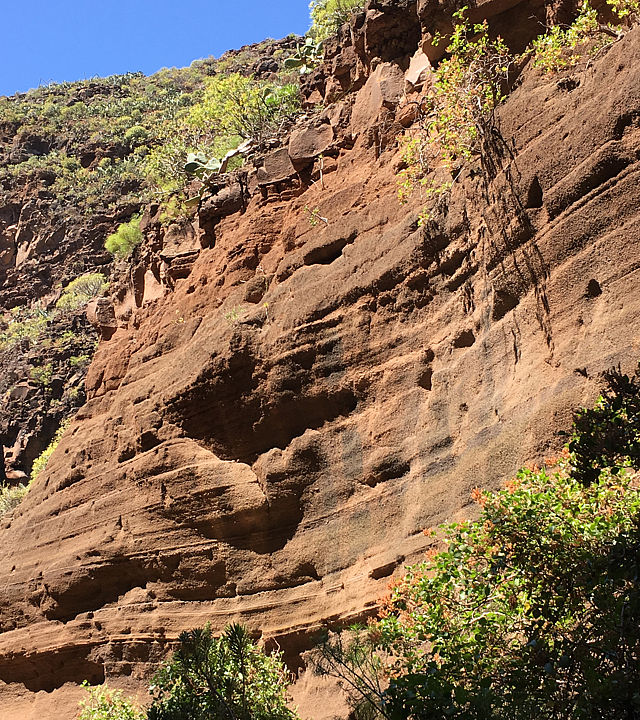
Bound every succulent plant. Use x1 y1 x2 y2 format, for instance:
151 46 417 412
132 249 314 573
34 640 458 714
184 152 223 207
184 152 222 178
284 38 323 74
183 140 254 207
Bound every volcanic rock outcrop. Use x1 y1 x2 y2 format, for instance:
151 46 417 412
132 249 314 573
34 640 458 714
1 3 640 718
0 36 299 477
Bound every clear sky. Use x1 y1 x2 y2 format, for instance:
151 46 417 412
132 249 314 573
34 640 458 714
1 1 311 97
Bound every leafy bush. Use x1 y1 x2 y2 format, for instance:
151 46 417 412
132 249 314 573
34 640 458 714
70 354 91 368
608 0 640 20
315 629 389 720
530 0 638 74
378 470 640 719
0 409 71 515
124 124 149 148
319 369 640 719
147 623 297 720
105 216 143 259
567 364 640 485
56 273 109 311
143 74 300 194
531 1 602 73
397 8 512 222
0 483 29 518
78 683 144 720
30 419 71 482
309 0 363 41
0 306 51 350
187 74 300 144
29 362 53 387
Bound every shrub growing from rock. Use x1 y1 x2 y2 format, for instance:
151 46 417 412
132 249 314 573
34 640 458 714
78 683 144 720
147 623 297 720
30 419 71 482
0 483 29 518
0 306 51 350
318 367 640 719
309 0 364 41
187 73 301 144
105 216 143 259
397 9 513 223
56 273 109 311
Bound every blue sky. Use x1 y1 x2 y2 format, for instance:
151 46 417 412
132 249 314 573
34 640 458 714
1 1 311 96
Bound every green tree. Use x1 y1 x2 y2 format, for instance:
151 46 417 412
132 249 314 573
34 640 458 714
319 368 640 719
187 74 300 143
147 624 298 720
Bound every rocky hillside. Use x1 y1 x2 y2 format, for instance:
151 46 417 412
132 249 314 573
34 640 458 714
0 37 297 479
1 0 639 717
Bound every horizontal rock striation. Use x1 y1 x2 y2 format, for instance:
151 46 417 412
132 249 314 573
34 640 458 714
0 8 639 719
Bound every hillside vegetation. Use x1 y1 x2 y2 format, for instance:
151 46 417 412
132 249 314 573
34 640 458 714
0 1 639 717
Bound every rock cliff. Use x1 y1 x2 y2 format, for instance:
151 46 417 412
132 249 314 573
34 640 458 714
1 1 639 717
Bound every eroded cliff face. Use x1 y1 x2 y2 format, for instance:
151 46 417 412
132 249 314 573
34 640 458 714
0 2 639 717
0 37 298 479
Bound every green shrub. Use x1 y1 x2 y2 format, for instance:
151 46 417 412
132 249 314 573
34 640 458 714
147 623 297 720
397 8 513 223
124 124 149 148
0 483 29 518
78 683 144 720
319 369 640 720
70 354 91 368
30 419 71 482
29 362 53 387
531 1 602 73
0 307 51 350
143 134 196 193
0 402 71 515
566 364 640 486
377 470 640 719
56 273 109 311
608 0 640 20
187 74 301 144
309 0 363 41
105 216 143 259
531 0 638 74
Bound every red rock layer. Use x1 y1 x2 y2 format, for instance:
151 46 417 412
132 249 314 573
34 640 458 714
0 20 639 720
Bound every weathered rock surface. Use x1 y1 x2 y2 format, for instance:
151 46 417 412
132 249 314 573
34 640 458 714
288 123 335 169
0 35 303 479
1 9 640 720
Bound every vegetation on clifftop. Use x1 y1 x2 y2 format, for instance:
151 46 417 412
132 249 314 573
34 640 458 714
0 38 300 221
397 0 638 224
309 0 364 41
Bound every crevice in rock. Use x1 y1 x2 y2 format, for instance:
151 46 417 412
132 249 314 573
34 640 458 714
586 278 602 298
0 650 104 693
453 329 476 349
525 176 544 208
492 289 520 321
